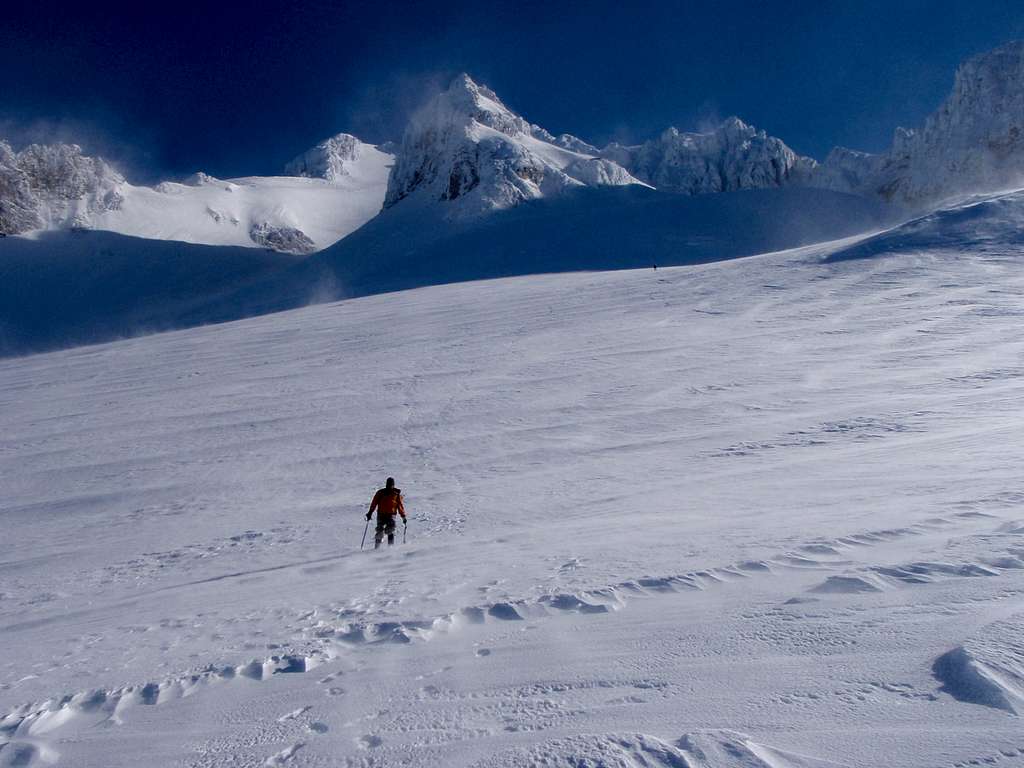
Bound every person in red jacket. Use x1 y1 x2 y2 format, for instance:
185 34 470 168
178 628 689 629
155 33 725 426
366 477 406 548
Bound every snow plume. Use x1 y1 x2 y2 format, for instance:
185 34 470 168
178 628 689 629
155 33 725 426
303 266 345 308
0 114 151 183
332 70 456 149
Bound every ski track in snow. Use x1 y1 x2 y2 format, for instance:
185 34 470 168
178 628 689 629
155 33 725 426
4 230 1024 765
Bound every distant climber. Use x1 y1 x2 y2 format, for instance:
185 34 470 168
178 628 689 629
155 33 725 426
366 477 406 548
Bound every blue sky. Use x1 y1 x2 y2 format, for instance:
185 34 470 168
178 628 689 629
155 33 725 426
4 0 1024 181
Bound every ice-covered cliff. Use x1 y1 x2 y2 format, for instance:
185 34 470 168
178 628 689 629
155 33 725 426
813 40 1024 206
602 117 817 195
0 141 125 234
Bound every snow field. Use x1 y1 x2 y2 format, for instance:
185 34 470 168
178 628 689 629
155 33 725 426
3 223 1024 765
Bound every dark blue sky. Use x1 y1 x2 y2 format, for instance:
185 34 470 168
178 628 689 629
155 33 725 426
4 0 1024 182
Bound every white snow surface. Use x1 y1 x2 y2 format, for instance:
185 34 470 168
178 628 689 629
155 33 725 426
3 190 1024 766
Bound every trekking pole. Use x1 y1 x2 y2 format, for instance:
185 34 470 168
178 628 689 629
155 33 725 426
360 518 370 550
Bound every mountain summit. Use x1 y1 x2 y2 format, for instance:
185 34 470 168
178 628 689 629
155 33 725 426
383 74 643 216
283 133 390 182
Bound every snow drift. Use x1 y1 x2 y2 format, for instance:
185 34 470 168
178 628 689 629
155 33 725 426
473 730 847 767
932 613 1024 715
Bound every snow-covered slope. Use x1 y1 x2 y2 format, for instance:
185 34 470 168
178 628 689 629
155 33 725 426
602 117 816 194
2 202 1023 766
825 187 1024 260
0 231 298 356
0 136 393 253
384 74 645 216
812 40 1024 206
299 185 888 302
0 184 889 356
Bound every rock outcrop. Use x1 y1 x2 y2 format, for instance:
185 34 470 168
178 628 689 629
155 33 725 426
248 222 317 254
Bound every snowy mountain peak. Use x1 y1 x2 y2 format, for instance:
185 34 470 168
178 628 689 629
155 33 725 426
283 132 382 182
411 73 533 140
384 74 642 216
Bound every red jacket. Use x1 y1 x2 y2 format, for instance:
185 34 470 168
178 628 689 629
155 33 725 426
369 488 405 519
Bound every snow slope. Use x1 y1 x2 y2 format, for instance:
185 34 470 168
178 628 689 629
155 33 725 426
286 185 889 307
2 193 1024 766
0 185 890 356
0 231 299 357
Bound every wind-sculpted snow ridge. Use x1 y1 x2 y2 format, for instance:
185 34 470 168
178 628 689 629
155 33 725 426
806 512 1024 596
824 188 1024 261
472 730 847 767
383 74 645 216
0 650 334 762
602 118 817 195
932 601 1024 715
813 40 1024 206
